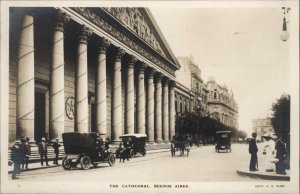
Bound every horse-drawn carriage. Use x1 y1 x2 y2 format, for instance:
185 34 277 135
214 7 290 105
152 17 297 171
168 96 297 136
62 132 115 170
171 135 191 157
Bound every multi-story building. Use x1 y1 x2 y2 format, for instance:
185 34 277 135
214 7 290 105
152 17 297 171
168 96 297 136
252 118 274 141
206 78 238 128
7 7 180 143
175 56 208 116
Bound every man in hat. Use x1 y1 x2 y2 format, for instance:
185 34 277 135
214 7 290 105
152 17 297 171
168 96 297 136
22 137 31 170
38 137 49 166
11 140 23 179
249 132 258 171
52 138 60 165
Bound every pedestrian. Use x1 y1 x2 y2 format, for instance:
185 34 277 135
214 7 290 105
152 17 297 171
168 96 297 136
38 137 49 166
248 132 258 171
21 137 31 170
262 133 275 172
275 134 287 175
105 138 110 149
171 136 175 157
11 140 23 179
118 142 126 162
52 138 60 165
124 137 132 161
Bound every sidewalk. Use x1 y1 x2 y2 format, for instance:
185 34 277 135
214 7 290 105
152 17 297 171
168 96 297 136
8 143 174 174
236 169 290 181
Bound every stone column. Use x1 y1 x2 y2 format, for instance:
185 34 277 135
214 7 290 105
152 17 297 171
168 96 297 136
17 13 35 139
169 81 176 140
162 77 169 142
96 37 110 139
112 48 125 141
137 63 146 134
155 73 163 143
50 11 70 140
146 68 155 142
125 56 137 134
75 26 92 132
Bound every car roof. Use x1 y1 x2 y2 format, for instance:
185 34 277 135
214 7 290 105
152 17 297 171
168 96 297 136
119 134 147 138
216 130 231 134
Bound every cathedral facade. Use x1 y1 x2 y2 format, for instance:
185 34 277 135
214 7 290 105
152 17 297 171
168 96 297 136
8 7 180 143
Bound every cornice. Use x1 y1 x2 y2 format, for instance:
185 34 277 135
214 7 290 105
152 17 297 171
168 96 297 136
70 7 177 77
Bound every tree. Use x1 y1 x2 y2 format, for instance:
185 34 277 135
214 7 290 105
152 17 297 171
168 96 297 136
270 94 290 138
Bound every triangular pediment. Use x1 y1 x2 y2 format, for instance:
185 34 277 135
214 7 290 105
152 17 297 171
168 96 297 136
103 7 179 68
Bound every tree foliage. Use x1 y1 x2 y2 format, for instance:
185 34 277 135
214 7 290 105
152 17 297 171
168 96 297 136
175 112 240 141
271 94 290 138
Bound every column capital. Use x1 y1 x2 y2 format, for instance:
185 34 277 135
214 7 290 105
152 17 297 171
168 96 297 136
78 25 93 44
162 76 169 85
138 62 147 74
98 37 111 54
155 72 163 82
114 47 125 62
146 67 156 78
127 55 137 69
53 10 70 32
169 80 176 88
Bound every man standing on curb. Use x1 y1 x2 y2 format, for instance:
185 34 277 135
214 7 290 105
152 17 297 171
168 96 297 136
22 137 31 170
11 140 23 179
52 138 60 165
38 137 49 166
249 132 258 171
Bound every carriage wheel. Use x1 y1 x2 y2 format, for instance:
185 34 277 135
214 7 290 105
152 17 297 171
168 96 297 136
80 156 91 170
62 157 72 170
108 154 116 166
129 149 135 158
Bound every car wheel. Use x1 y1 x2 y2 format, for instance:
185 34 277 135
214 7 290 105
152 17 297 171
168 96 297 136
108 154 116 167
62 157 72 170
80 156 91 170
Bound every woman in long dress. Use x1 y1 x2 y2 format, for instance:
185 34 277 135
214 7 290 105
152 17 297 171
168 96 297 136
263 134 275 172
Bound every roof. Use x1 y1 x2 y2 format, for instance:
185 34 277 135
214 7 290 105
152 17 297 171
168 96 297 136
216 131 231 134
119 134 147 138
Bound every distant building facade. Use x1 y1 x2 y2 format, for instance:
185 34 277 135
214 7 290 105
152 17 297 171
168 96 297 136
175 56 208 116
206 78 238 128
252 118 274 141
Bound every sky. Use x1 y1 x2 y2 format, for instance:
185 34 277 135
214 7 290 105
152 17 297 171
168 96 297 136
150 7 291 135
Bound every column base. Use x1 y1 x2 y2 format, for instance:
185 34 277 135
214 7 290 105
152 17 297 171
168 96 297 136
164 140 170 144
155 140 163 144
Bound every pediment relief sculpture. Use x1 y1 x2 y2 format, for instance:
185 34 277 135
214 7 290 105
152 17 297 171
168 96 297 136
104 7 165 57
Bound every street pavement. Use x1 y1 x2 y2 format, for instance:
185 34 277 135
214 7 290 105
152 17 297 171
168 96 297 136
9 143 279 182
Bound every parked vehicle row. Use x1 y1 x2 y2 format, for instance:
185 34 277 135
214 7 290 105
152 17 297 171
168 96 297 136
61 132 147 170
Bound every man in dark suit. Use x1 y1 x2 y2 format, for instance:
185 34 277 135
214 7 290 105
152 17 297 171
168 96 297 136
52 138 60 165
11 140 23 179
38 137 49 166
249 132 258 171
275 135 287 175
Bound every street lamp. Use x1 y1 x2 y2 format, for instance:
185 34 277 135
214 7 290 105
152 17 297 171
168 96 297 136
280 7 291 42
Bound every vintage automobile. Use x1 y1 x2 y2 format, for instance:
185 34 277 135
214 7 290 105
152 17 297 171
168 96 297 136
215 131 231 153
116 134 147 158
62 132 115 170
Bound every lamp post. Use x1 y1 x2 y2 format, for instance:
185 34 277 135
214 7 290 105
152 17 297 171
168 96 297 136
280 7 291 42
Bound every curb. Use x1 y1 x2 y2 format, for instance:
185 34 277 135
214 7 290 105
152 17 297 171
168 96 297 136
236 169 290 181
8 148 173 174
